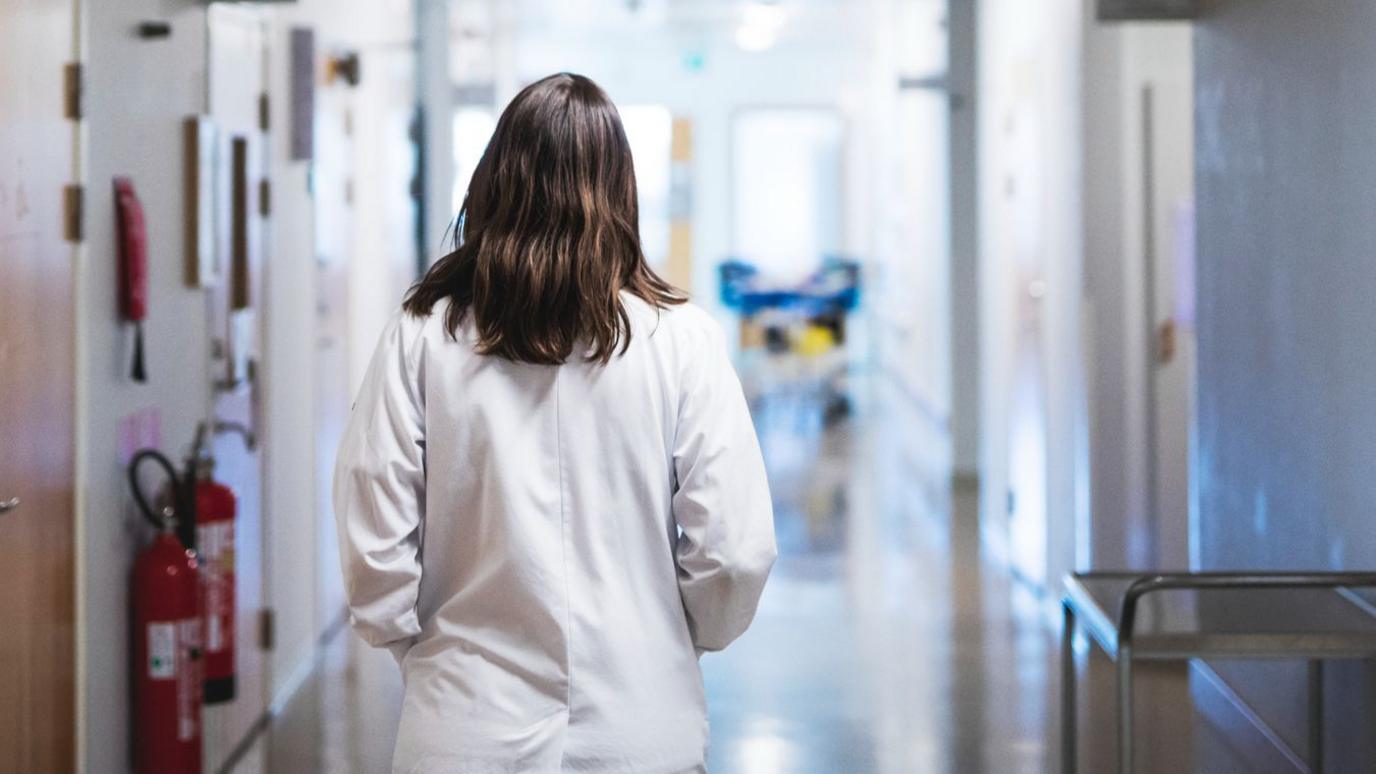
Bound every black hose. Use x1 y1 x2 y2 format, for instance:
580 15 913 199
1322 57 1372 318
127 449 182 532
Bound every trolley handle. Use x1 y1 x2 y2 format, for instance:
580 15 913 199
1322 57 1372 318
1117 571 1376 646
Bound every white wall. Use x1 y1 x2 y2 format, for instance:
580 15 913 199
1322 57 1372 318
976 0 1194 592
76 0 415 768
1194 1 1376 767
977 0 1086 588
260 0 416 708
417 0 455 267
1081 18 1193 571
78 3 216 767
260 12 322 702
866 0 956 445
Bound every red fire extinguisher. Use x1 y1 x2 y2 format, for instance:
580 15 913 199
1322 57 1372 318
129 450 202 774
190 424 237 703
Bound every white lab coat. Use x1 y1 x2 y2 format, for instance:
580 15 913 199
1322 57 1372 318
333 296 776 774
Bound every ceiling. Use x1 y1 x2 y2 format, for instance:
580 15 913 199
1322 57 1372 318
482 0 876 35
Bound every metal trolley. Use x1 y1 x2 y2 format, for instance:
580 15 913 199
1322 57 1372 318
1061 571 1376 773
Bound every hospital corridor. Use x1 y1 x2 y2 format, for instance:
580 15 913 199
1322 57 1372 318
266 356 1068 774
6 0 1376 773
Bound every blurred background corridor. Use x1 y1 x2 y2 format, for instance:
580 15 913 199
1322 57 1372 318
6 0 1376 772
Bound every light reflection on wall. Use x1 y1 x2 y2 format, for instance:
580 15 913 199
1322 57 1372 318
451 106 497 213
732 108 845 283
735 731 796 774
620 104 673 270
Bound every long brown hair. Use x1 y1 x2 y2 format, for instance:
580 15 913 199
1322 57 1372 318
403 72 685 365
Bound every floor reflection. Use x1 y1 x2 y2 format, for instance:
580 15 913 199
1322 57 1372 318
267 628 402 773
704 354 1056 774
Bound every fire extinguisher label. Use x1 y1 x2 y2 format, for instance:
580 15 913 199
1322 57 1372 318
177 617 201 742
147 622 176 679
200 520 235 652
207 613 223 654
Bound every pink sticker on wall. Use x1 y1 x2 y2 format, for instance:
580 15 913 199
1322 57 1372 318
118 407 163 464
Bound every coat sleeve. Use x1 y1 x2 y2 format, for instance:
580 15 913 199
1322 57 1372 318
672 316 777 653
333 312 426 662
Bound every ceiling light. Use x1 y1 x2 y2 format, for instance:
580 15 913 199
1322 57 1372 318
735 1 786 53
735 22 778 52
742 1 786 29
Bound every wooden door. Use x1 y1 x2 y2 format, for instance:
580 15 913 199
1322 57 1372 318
0 0 76 771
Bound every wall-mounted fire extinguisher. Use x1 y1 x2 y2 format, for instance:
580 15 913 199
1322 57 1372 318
190 423 237 703
128 450 202 774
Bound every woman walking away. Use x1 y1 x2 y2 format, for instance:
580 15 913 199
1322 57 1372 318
333 72 776 774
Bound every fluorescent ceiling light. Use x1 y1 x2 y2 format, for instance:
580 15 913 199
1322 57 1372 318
735 1 786 53
735 22 778 52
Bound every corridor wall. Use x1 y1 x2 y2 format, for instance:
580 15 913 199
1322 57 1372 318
75 0 415 770
1081 20 1194 572
260 0 416 722
975 0 1195 598
866 0 957 470
1194 0 1376 769
977 0 1086 591
78 3 217 767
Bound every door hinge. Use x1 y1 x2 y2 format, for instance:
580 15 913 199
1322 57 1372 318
258 92 270 133
259 178 271 217
258 608 276 651
62 184 83 242
63 62 82 121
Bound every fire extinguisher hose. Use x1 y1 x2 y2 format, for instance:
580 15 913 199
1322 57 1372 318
132 322 147 383
128 449 183 533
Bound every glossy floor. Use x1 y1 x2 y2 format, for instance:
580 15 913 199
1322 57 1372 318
260 353 1234 773
701 355 1055 773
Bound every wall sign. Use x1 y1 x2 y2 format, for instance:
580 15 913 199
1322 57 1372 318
183 116 220 288
289 27 315 161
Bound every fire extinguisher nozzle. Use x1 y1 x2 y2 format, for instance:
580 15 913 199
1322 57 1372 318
132 323 147 383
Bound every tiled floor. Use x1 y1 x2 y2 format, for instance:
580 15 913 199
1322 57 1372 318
262 352 1226 773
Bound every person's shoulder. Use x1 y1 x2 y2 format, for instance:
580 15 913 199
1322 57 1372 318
392 298 462 361
652 301 734 364
648 299 712 331
393 304 429 340
396 297 457 337
634 299 720 345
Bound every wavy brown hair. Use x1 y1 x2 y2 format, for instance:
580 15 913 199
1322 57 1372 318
403 72 685 365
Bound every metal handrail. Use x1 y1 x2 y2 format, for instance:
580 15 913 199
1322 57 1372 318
1114 572 1376 646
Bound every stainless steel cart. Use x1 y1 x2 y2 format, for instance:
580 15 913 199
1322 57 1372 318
1061 572 1376 773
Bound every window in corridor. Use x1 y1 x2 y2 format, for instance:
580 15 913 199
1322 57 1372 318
451 106 497 213
620 104 673 271
731 108 845 283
